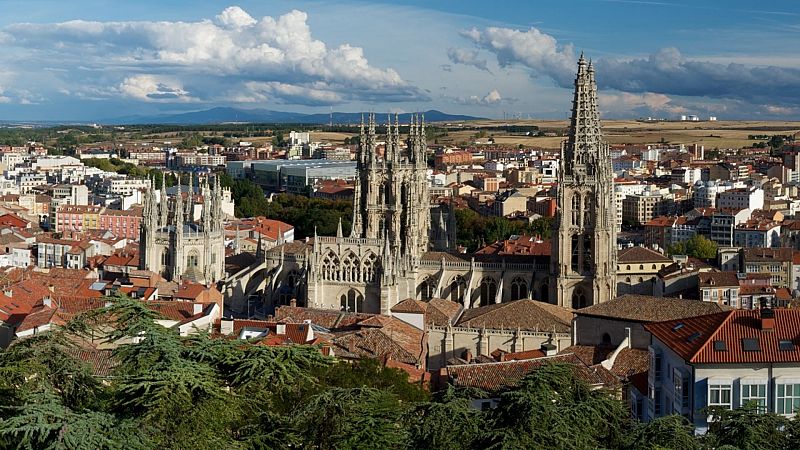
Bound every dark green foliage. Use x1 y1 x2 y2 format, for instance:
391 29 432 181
705 404 789 450
405 387 484 450
6 295 800 449
229 180 353 238
456 207 553 251
480 364 630 450
668 234 718 259
626 415 700 450
296 387 407 450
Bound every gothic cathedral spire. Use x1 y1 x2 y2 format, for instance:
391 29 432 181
550 55 617 309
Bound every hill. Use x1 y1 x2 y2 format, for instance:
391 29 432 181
106 107 483 125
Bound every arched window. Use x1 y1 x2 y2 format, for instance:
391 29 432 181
626 277 631 283
161 250 168 266
362 252 378 282
652 264 657 270
340 289 364 312
342 252 359 283
639 265 644 270
584 195 592 227
572 288 588 309
449 275 467 304
186 251 198 268
582 234 592 273
510 277 528 301
322 251 340 281
572 194 580 226
419 276 436 300
571 234 580 272
479 278 498 307
626 265 631 270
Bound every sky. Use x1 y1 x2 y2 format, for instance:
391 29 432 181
0 0 798 121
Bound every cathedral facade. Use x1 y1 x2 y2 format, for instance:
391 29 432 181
140 173 226 285
252 56 615 314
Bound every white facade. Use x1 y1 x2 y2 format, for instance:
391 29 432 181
718 188 764 211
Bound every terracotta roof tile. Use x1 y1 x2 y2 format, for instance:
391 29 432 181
456 299 572 333
426 298 463 326
577 294 728 323
390 298 427 314
646 309 800 364
617 246 672 263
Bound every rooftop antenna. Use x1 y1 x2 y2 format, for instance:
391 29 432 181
329 106 333 128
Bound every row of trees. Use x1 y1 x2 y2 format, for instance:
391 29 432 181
3 295 800 449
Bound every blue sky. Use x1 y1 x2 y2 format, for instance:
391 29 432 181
0 0 798 121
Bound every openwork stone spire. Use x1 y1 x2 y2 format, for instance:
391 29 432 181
550 55 617 309
564 54 607 178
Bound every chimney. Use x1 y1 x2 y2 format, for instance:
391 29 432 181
193 303 204 315
290 298 297 307
462 349 473 363
761 308 775 332
540 342 558 356
276 323 286 335
220 317 234 336
43 296 52 307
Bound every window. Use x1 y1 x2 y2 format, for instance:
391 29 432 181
741 383 767 412
709 384 732 409
776 383 800 415
653 352 662 381
653 387 662 416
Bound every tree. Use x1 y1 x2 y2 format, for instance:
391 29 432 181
296 387 408 450
405 387 484 450
705 403 789 450
480 364 630 449
670 235 717 259
625 415 699 450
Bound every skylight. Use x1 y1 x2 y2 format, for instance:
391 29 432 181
742 338 761 352
713 340 727 351
779 340 795 352
672 323 685 332
686 332 702 343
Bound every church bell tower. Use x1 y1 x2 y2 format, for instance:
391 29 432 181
550 54 617 309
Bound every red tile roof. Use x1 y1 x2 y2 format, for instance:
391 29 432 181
456 299 573 333
445 353 617 393
646 309 800 364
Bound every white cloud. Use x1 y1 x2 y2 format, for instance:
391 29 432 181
447 48 490 72
453 89 506 106
3 7 427 105
599 92 687 115
119 75 193 102
216 6 257 29
235 81 342 106
461 26 575 86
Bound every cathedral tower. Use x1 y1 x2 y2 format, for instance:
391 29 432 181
550 55 617 309
350 113 430 258
140 173 227 285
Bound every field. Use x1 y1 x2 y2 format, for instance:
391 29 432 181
433 120 800 150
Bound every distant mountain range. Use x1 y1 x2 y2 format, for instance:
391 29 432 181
105 107 483 125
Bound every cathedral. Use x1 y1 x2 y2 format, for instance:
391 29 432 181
251 55 616 313
139 173 227 285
